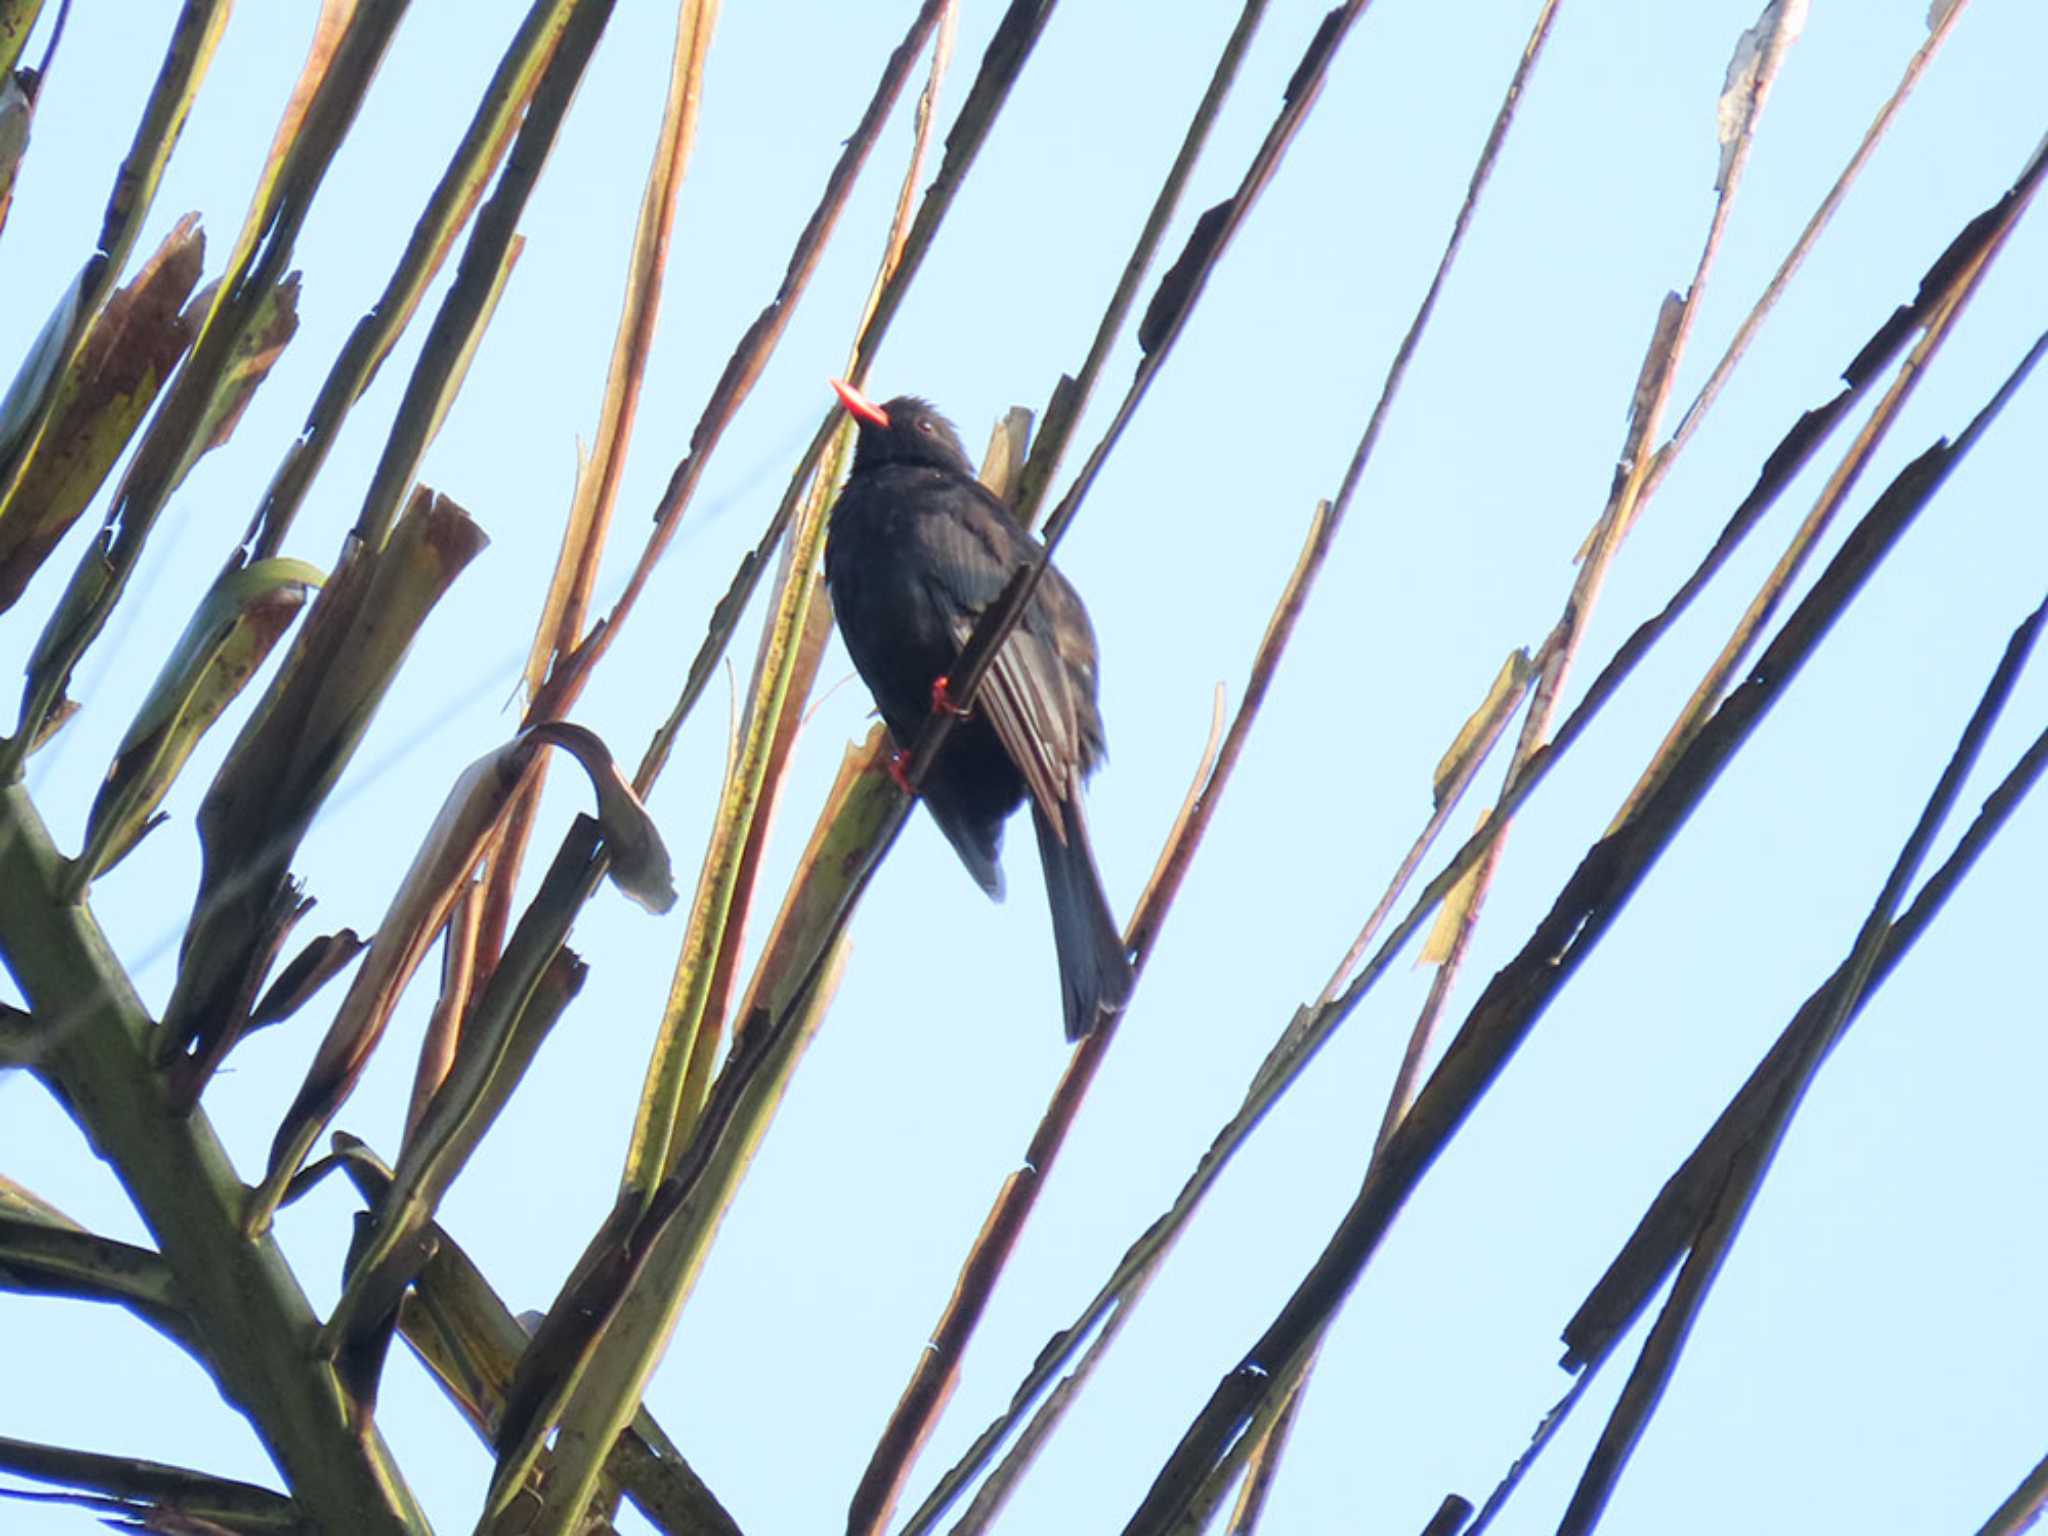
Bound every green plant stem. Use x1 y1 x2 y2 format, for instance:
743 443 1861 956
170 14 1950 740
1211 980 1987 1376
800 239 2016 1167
0 2 46 79
0 782 429 1536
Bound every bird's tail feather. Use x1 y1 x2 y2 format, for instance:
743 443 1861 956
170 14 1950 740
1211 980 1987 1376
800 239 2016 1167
1033 798 1134 1041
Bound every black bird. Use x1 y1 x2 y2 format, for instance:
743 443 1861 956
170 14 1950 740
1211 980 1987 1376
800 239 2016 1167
823 378 1134 1040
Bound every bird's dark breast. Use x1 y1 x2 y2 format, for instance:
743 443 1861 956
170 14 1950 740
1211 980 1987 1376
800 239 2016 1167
825 468 1030 829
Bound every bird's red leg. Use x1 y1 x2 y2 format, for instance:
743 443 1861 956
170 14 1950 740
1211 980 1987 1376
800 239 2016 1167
884 677 969 795
930 674 972 718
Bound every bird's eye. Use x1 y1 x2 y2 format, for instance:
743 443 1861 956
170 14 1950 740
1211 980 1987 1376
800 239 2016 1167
918 418 935 433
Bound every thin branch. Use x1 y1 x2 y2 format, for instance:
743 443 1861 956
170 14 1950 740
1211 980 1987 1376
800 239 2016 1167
1229 0 1778 1502
890 486 1336 1533
476 0 720 975
531 0 963 722
1644 0 1974 497
1009 0 1272 527
897 0 1560 1516
1978 1445 2048 1536
1118 315 2048 1533
895 0 1381 802
242 0 582 560
1560 584 2047 1533
483 9 1060 1527
620 0 956 1203
5 0 410 767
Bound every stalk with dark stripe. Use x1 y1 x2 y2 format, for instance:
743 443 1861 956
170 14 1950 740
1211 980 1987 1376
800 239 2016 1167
823 378 1134 1040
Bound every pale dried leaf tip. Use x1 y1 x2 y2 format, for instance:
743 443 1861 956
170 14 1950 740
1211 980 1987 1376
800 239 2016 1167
978 406 1032 503
1716 0 1808 190
1419 810 1492 965
1432 650 1531 808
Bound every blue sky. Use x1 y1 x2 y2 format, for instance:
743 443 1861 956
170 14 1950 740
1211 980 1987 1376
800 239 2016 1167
3 3 2047 1533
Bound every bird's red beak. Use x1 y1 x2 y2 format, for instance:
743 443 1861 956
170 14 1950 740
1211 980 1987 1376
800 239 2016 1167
831 376 890 430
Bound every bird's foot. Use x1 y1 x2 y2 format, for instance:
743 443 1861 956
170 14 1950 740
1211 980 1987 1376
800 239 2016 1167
886 749 916 795
930 674 972 718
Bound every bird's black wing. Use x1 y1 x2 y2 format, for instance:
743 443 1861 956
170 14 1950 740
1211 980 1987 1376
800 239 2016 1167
912 479 1102 844
952 609 1080 840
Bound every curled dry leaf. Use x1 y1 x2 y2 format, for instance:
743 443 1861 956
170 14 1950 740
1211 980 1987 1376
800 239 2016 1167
526 719 677 913
72 558 322 894
249 735 539 1234
248 719 673 1233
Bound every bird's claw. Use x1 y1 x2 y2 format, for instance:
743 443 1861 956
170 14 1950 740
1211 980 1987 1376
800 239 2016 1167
886 749 916 795
930 674 972 718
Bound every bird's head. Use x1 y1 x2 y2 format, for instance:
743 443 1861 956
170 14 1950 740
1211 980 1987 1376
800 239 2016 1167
831 378 973 474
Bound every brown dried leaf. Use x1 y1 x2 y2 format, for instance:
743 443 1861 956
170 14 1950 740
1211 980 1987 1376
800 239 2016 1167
1431 649 1530 808
250 926 368 1028
251 732 544 1234
249 718 671 1231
